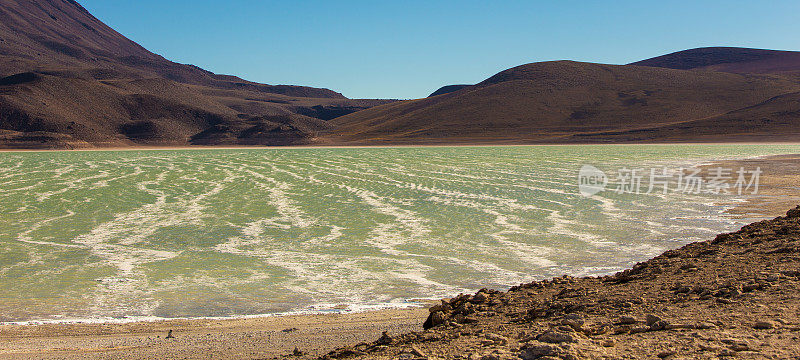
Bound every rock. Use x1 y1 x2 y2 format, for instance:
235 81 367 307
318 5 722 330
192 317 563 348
561 318 585 331
719 348 739 357
453 313 466 323
721 338 750 352
396 352 419 360
520 343 577 360
410 344 427 358
537 330 577 343
657 350 676 358
527 308 546 319
472 292 488 303
650 320 670 331
484 333 509 345
613 326 629 335
730 343 750 352
480 350 516 360
564 313 583 320
601 339 615 347
376 331 395 345
165 329 174 339
781 270 800 278
742 284 762 292
630 325 650 334
440 299 453 310
456 302 476 315
423 311 447 329
556 325 576 333
699 343 723 352
421 332 441 341
588 325 612 335
754 320 776 329
293 347 304 356
786 206 800 218
646 314 663 326
463 315 480 324
664 323 691 330
618 315 638 325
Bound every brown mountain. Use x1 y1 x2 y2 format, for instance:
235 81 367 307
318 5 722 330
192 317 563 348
320 56 800 145
630 47 800 75
0 0 391 149
3 1 799 149
428 84 471 97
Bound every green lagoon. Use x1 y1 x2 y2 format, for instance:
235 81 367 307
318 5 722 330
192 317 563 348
1 144 798 323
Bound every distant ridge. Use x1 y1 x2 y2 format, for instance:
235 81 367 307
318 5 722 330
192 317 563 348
630 47 800 74
428 85 471 97
2 1 799 148
321 59 800 145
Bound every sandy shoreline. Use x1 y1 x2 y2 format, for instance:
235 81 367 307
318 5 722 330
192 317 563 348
0 308 430 359
2 142 800 153
1 153 798 359
701 154 800 219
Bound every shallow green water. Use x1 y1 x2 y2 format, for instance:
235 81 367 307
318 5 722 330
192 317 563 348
0 144 798 322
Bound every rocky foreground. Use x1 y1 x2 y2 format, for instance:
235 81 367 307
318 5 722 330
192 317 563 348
308 207 800 360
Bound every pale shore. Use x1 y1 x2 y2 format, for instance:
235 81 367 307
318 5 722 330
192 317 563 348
0 307 430 359
700 154 800 219
2 141 800 153
1 153 798 359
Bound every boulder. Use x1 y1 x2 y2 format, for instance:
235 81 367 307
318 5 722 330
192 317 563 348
537 330 577 343
787 206 800 218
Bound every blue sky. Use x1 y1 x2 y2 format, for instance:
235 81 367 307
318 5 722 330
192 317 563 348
80 0 800 99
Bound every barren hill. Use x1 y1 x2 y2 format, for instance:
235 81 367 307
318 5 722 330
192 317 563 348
320 60 800 145
0 0 390 149
428 85 471 97
631 47 800 75
3 1 800 148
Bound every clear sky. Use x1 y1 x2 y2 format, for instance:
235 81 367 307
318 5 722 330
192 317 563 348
79 0 800 100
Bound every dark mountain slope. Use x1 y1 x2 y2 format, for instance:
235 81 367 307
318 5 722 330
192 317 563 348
563 91 800 143
631 47 800 75
428 85 471 97
321 60 800 145
0 0 390 149
0 0 346 98
0 0 157 62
